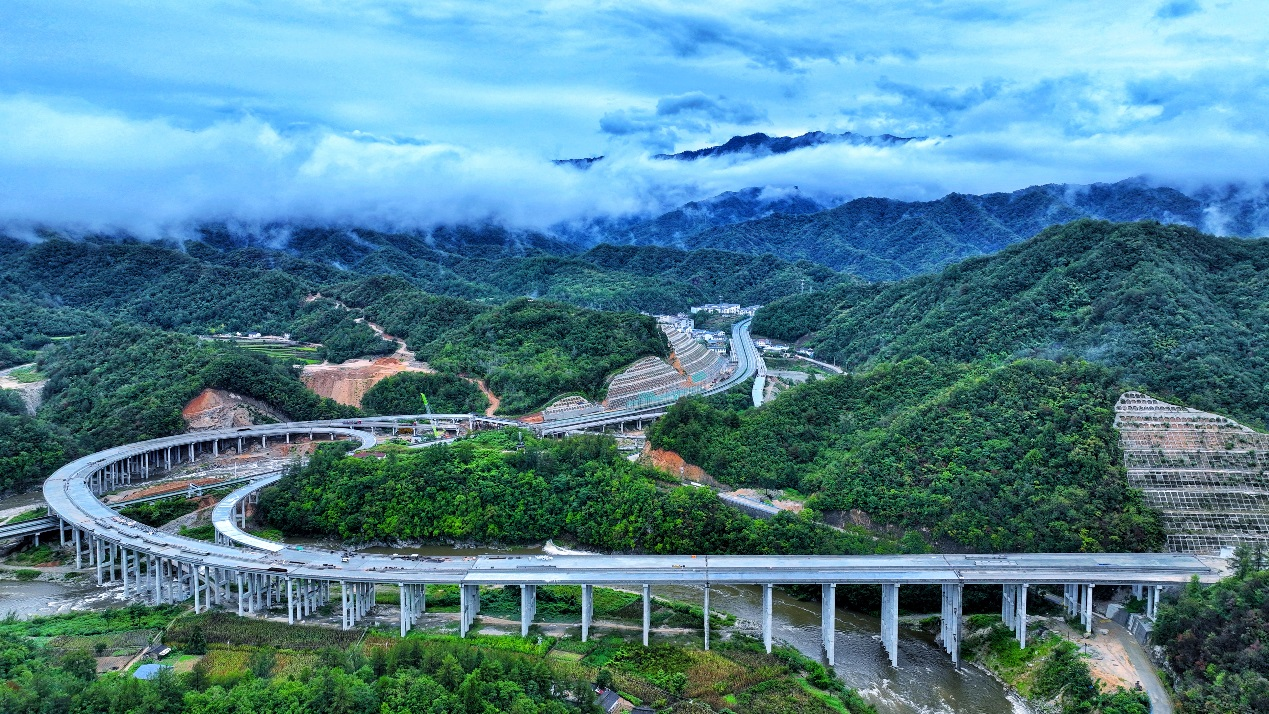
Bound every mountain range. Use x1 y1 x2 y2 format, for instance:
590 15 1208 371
598 178 1269 280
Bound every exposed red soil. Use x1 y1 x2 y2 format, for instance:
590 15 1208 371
301 357 432 407
639 445 720 486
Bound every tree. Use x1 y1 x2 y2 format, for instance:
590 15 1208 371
185 625 207 655
61 649 97 681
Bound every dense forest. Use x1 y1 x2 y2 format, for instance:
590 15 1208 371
260 431 882 555
1153 550 1269 713
0 408 80 493
756 220 1269 428
0 602 873 714
37 325 355 452
361 372 489 416
421 299 669 414
0 609 595 714
648 358 1162 553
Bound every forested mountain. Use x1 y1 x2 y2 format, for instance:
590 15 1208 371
755 220 1269 428
37 325 355 451
261 431 880 555
613 179 1219 278
648 358 1161 553
422 298 668 415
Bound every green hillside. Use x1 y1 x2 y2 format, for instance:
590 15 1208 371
422 298 669 415
755 220 1269 427
38 324 356 451
648 358 1162 553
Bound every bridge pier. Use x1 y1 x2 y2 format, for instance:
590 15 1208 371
1002 584 1029 647
581 585 594 642
762 583 774 653
1081 583 1094 634
521 584 537 637
460 584 480 637
821 583 836 664
703 585 711 651
642 584 650 646
881 584 900 667
940 584 963 665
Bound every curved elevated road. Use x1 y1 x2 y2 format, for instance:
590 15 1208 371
39 317 1211 667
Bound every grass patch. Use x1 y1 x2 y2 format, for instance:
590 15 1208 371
4 507 47 525
13 568 41 581
167 611 362 651
178 523 216 541
7 365 45 383
6 543 65 566
0 605 185 637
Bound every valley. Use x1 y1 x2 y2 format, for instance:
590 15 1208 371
2 215 1266 714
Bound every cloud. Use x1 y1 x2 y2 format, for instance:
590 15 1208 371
608 6 840 73
4 91 1269 241
1155 1 1202 19
655 92 767 125
600 93 768 151
0 0 1266 236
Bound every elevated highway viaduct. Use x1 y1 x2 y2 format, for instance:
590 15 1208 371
44 418 1211 669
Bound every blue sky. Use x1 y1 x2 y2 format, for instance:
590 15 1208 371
0 0 1265 233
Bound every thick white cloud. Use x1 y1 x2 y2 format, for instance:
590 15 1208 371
0 0 1265 233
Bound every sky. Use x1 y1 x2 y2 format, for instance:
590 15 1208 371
0 0 1266 234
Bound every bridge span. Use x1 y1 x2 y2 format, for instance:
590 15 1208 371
43 418 1211 668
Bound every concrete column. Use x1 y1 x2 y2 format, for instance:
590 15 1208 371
459 584 476 637
521 584 537 637
941 584 963 666
237 572 244 616
95 539 103 585
881 584 900 668
821 583 836 665
341 581 349 630
399 583 409 637
286 579 294 625
1016 584 1028 648
212 440 218 457
73 529 82 570
703 585 711 651
121 549 130 597
582 585 593 642
1083 584 1094 635
762 583 774 653
642 584 651 647
193 566 202 613
1002 584 1014 628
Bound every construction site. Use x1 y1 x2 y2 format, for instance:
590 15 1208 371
602 319 732 411
1115 391 1269 554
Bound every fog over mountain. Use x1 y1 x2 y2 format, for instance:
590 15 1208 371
2 1 1268 236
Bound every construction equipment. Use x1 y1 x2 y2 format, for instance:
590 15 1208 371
420 393 441 439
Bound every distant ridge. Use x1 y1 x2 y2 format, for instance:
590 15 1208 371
552 129 917 167
653 130 918 161
552 156 604 169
